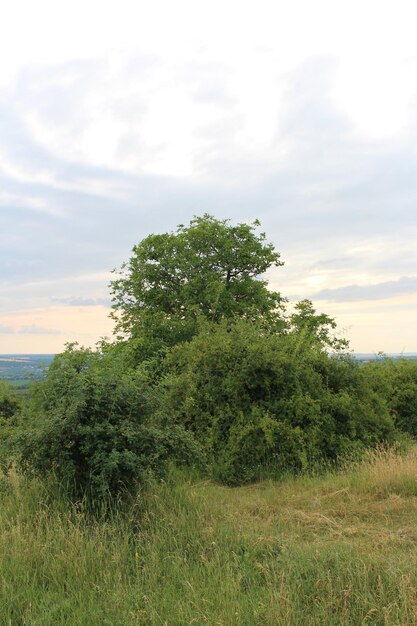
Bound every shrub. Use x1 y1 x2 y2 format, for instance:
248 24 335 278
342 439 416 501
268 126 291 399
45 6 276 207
157 320 396 484
10 344 200 501
363 357 417 437
0 381 20 420
0 381 21 472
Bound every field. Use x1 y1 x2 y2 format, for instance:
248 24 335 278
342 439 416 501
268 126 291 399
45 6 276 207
1 446 417 625
0 355 54 391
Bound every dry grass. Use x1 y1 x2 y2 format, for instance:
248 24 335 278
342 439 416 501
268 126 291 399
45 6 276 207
1 446 417 625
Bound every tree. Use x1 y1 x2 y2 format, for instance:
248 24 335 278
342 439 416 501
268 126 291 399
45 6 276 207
290 299 349 352
110 214 285 355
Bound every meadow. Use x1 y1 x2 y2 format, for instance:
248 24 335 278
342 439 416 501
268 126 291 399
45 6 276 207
1 445 417 625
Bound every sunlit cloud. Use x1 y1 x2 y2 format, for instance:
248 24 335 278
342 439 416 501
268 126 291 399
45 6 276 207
0 324 61 335
309 276 417 303
52 296 112 307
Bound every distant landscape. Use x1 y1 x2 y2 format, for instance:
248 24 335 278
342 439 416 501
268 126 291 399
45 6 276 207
0 355 55 389
355 352 417 362
2 353 416 390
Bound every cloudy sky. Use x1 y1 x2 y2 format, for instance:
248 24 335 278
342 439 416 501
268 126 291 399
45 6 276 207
1 0 417 354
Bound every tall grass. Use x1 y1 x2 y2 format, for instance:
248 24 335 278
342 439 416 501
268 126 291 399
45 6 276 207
1 446 417 625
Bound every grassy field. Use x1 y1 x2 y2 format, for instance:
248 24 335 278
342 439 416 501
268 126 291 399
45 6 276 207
1 446 417 625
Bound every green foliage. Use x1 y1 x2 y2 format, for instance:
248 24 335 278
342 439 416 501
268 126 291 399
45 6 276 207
363 357 417 437
110 214 285 359
10 344 200 500
0 380 20 420
1 447 416 625
214 408 307 484
290 299 350 351
0 381 21 472
157 320 395 484
4 214 409 499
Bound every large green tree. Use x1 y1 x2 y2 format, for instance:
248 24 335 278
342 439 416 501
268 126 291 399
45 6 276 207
110 214 285 354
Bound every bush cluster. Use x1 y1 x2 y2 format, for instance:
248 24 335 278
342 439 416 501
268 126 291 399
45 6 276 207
158 320 395 483
7 345 200 500
1 215 415 500
0 382 20 420
362 357 417 437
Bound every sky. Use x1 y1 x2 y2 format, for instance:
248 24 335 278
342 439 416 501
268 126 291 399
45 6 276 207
1 0 417 354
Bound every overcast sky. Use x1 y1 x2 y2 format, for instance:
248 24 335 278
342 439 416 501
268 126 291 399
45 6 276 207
1 0 417 354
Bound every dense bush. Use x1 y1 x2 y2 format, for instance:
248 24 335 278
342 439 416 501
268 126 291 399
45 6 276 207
0 381 20 420
3 215 412 499
363 357 417 437
8 344 200 500
0 382 21 472
157 320 396 484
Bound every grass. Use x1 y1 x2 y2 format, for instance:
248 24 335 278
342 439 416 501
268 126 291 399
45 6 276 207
1 446 417 625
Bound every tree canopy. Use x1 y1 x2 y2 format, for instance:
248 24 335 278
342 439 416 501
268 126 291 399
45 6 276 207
110 214 284 352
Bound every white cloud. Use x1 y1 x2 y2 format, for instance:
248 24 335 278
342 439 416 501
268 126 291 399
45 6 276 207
0 324 61 335
308 275 417 303
1 0 417 351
